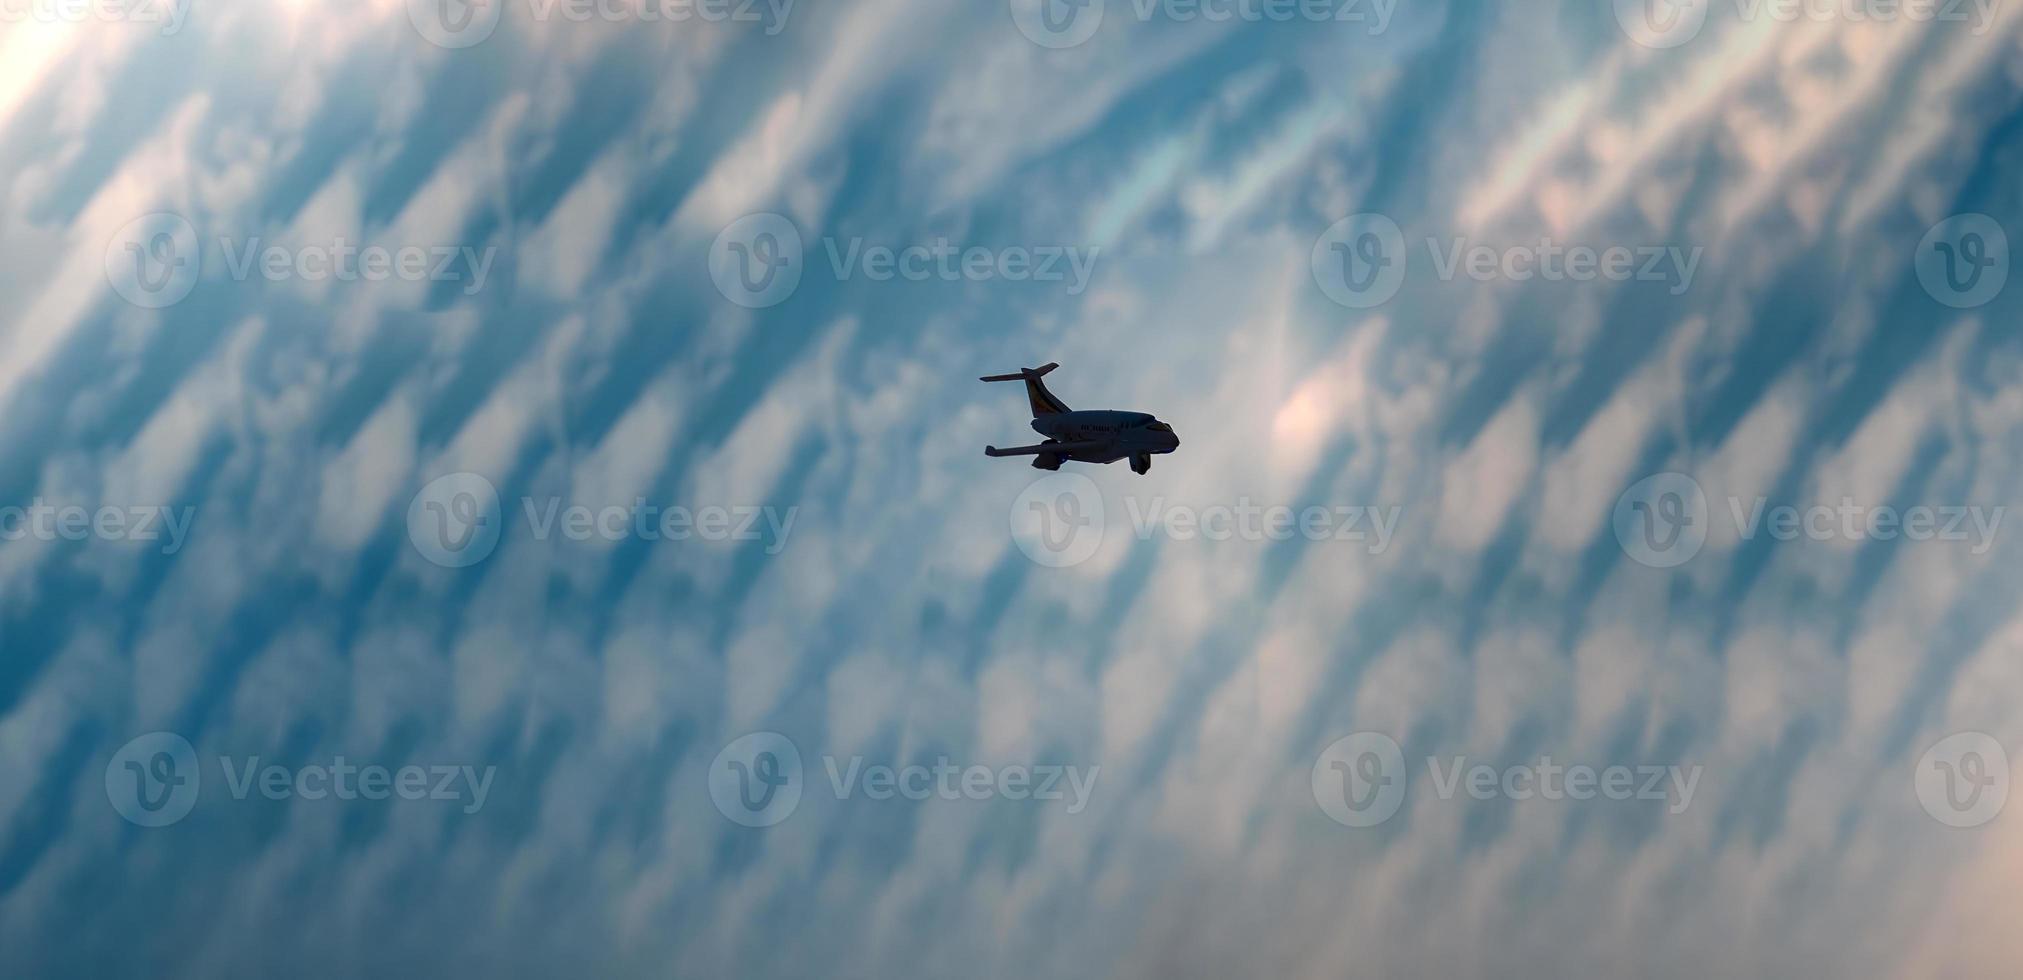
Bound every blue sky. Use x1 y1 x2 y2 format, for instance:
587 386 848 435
2 1 2022 977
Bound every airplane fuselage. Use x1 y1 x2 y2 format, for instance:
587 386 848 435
1033 410 1181 463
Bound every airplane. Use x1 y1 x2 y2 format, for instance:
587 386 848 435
982 363 1179 474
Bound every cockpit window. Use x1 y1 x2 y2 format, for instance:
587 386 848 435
1146 422 1172 432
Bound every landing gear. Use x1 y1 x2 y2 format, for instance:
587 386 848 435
1130 454 1151 475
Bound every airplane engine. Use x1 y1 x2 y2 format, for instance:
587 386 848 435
1131 454 1151 474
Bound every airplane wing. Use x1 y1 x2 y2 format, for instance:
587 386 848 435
985 441 1105 458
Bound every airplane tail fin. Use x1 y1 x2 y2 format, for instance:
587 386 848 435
980 362 1070 416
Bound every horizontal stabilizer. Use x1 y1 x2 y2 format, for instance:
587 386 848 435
979 362 1059 383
